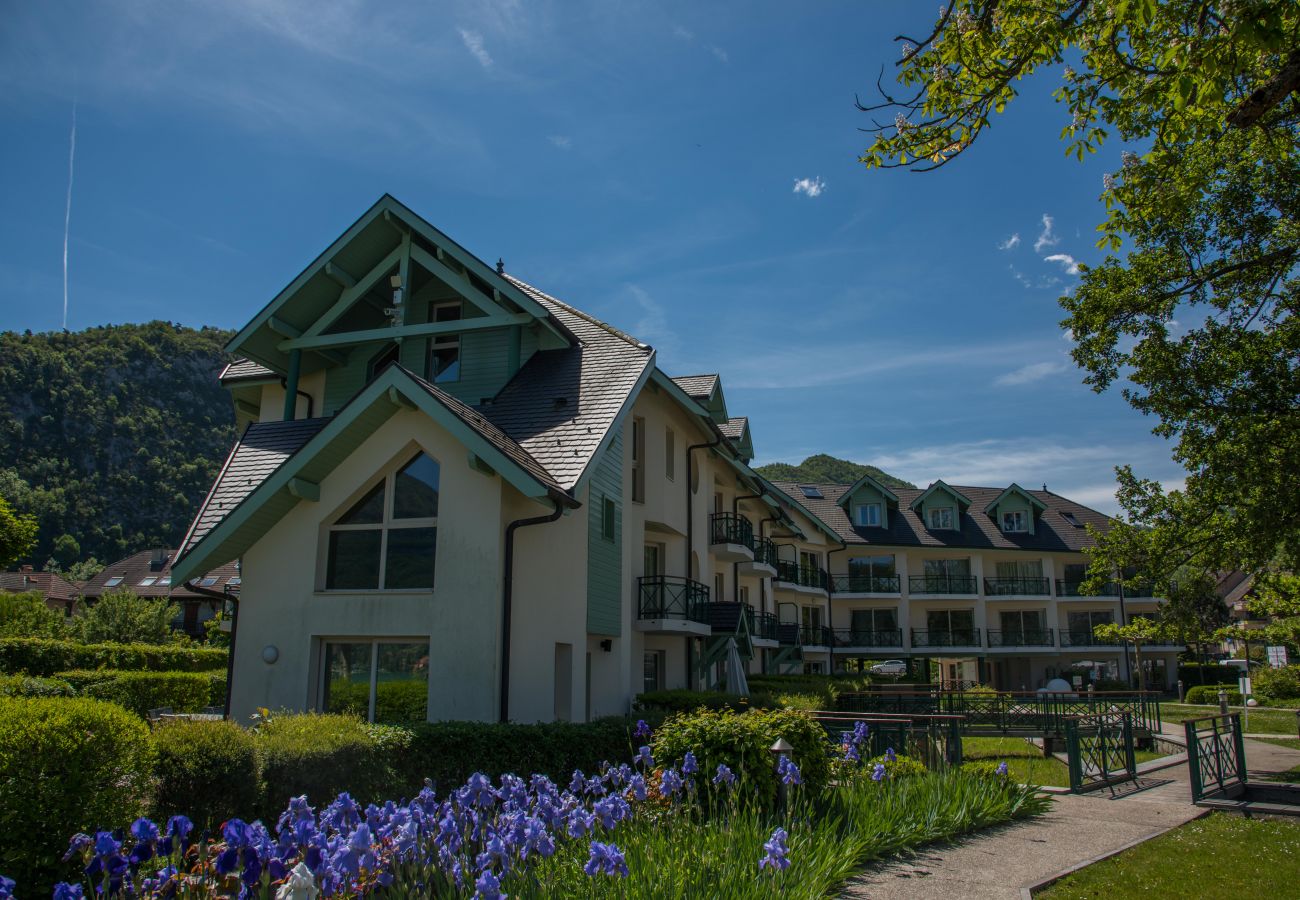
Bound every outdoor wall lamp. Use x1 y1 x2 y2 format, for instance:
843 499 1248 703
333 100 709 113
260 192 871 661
261 645 279 665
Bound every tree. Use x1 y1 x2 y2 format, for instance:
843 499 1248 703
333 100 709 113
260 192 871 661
0 592 69 639
859 1 1300 581
0 495 38 569
1242 571 1300 649
1094 617 1171 690
1159 574 1230 663
76 590 177 645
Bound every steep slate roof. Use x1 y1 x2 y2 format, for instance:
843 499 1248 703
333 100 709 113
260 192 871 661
772 481 1113 553
718 416 747 440
484 275 654 490
220 359 278 382
670 374 719 400
180 418 329 555
80 549 239 599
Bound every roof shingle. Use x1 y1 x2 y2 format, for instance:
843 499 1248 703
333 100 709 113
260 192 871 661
670 374 719 400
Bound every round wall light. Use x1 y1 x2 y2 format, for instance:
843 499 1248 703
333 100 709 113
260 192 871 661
261 645 279 665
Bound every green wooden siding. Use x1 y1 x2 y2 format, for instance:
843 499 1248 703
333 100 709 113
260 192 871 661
586 430 623 636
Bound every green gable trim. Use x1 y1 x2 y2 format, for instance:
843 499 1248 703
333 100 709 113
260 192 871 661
835 472 900 508
171 366 570 585
908 480 973 512
982 483 1048 516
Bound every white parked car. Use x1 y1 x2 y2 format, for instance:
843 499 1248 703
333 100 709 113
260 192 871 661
870 659 908 676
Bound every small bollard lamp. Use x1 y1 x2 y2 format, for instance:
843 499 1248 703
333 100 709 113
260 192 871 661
770 738 794 812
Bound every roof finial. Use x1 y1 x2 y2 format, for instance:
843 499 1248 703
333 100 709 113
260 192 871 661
1042 483 1048 492
496 258 505 275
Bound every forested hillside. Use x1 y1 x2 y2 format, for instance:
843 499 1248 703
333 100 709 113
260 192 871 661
0 323 236 572
755 454 915 489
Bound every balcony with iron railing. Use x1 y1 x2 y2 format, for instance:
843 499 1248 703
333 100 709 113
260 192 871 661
800 625 833 648
776 622 801 645
984 577 1051 596
708 513 754 563
907 575 979 595
1059 631 1122 648
752 610 780 642
830 628 904 648
775 561 830 593
703 601 753 634
986 628 1056 648
637 576 709 628
830 573 902 595
1056 580 1121 598
910 628 982 648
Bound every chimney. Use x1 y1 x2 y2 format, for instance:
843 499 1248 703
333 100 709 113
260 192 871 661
150 549 169 572
19 564 33 574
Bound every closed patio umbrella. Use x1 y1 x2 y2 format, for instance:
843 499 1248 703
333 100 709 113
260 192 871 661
724 637 750 696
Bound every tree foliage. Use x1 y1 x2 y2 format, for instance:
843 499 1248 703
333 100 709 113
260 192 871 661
754 454 915 488
859 1 1300 581
0 322 235 569
75 591 178 646
0 496 37 570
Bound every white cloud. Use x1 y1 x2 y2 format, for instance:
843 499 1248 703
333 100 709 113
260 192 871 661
458 27 492 68
709 45 729 62
1033 214 1059 252
672 24 694 41
622 284 677 353
1044 253 1080 275
998 233 1020 251
793 176 825 198
993 360 1069 387
548 134 571 149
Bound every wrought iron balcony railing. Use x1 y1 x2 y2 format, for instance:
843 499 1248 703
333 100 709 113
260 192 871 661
987 628 1055 647
984 577 1050 596
829 628 903 648
908 575 978 595
750 538 778 567
776 622 801 645
775 561 829 591
1059 631 1122 647
1056 580 1121 597
752 610 780 641
800 625 833 647
708 513 754 548
830 573 901 594
910 628 982 648
637 576 709 623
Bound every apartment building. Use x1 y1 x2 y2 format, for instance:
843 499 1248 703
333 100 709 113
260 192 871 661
173 196 1177 725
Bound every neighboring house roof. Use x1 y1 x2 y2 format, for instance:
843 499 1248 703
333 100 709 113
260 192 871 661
718 416 747 440
220 359 278 383
671 374 719 400
80 549 238 600
0 570 79 601
772 481 1113 552
1216 571 1255 607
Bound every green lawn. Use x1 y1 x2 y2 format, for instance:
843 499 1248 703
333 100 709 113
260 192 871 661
962 737 1166 789
1039 813 1300 898
1159 702 1300 735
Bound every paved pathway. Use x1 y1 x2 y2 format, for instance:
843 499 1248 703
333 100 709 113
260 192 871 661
839 733 1300 899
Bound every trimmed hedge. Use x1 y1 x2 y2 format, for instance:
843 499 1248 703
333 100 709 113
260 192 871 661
0 697 155 891
635 689 751 713
84 671 215 717
386 718 650 796
0 673 75 698
1185 685 1244 705
255 713 393 820
153 719 260 832
0 637 227 676
652 707 831 810
56 669 228 709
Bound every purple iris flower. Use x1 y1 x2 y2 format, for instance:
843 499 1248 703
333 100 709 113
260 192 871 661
633 719 652 741
713 764 737 788
628 773 648 801
520 817 555 859
62 833 92 861
885 747 897 763
759 827 790 871
635 745 653 769
777 756 802 785
997 761 1009 776
872 763 887 782
0 876 14 900
474 867 504 899
584 841 629 878
52 883 83 900
682 751 699 775
660 767 684 798
844 744 861 763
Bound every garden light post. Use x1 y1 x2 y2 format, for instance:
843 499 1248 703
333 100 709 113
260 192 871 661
770 738 793 813
1218 689 1229 716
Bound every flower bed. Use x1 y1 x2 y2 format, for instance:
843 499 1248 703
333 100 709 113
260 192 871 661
15 716 1047 898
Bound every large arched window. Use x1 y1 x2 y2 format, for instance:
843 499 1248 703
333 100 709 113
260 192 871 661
325 452 440 590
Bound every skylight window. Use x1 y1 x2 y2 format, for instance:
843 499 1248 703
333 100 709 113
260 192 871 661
158 576 171 586
138 577 157 587
199 576 220 587
1060 511 1082 528
799 485 824 500
227 577 241 587
104 576 123 587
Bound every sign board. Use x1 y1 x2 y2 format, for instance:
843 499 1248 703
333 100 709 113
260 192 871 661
1238 676 1252 697
1072 675 1083 689
1268 645 1288 668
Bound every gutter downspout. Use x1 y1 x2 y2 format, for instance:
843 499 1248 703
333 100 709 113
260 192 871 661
185 577 238 718
685 435 722 577
501 499 564 723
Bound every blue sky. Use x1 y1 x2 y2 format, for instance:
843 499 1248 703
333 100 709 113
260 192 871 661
0 1 1184 513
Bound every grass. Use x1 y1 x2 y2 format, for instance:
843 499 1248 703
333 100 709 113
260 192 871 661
962 737 1168 788
1159 702 1300 735
1038 813 1300 899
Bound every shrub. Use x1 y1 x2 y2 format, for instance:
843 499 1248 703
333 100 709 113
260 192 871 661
255 713 391 820
1252 665 1300 702
84 670 214 717
53 668 129 691
634 689 750 713
867 752 928 778
387 717 651 796
0 637 227 676
0 697 155 890
652 707 830 809
1185 685 1244 705
0 592 69 639
1094 678 1136 692
74 589 175 645
152 719 260 832
0 673 74 698
962 760 1011 779
323 677 427 722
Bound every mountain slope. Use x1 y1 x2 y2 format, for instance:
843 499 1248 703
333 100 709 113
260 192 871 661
754 454 915 489
0 322 235 569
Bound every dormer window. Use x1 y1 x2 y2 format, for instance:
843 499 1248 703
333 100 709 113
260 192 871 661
928 507 955 530
427 301 462 383
1002 510 1028 533
855 503 882 527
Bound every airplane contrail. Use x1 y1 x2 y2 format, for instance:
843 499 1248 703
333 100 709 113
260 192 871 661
62 100 77 330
